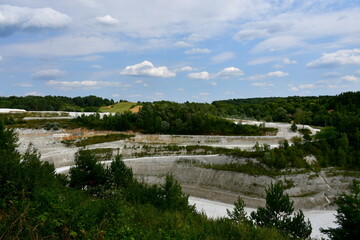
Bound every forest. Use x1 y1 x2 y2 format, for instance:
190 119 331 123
0 95 114 112
73 101 277 136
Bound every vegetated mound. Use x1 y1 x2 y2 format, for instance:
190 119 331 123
99 102 142 113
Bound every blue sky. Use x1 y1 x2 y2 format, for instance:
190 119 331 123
0 0 360 102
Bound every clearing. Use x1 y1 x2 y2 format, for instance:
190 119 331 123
99 102 142 113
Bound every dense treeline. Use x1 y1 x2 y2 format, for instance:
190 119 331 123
0 121 289 239
213 91 360 128
73 101 277 136
0 95 114 112
212 92 360 169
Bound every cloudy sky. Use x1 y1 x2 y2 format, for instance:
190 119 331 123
1 0 360 102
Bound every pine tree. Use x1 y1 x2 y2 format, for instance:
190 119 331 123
227 196 249 224
109 155 134 188
0 120 21 200
69 149 107 192
321 180 360 239
250 181 312 239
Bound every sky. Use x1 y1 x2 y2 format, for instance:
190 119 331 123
0 0 360 103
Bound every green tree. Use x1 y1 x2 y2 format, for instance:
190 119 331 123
250 181 312 239
321 180 360 239
227 196 250 224
0 121 21 201
20 144 56 194
162 175 192 211
108 155 134 188
69 149 107 192
294 109 306 126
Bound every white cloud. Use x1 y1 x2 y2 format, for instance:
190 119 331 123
95 15 119 26
224 91 235 95
0 5 71 37
120 61 176 78
177 66 196 72
251 82 274 87
242 71 289 80
25 91 42 96
211 52 235 63
234 29 269 41
283 58 297 64
248 57 278 65
210 81 217 86
0 35 129 57
76 55 104 61
174 41 192 48
267 71 289 77
252 36 304 52
289 86 299 92
289 84 317 91
91 64 102 69
200 92 210 96
234 8 360 52
14 82 32 87
299 84 316 89
24 0 270 41
47 80 131 90
128 94 142 98
32 69 65 80
307 49 360 68
248 57 297 66
184 48 211 55
187 71 210 80
321 71 341 78
215 67 244 78
341 75 360 82
188 67 243 80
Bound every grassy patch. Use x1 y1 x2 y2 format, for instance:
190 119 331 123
177 159 309 177
81 148 114 162
200 161 281 177
291 191 318 198
99 102 141 113
9 119 78 129
63 133 134 147
325 169 360 178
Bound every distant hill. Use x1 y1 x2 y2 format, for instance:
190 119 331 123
99 102 142 113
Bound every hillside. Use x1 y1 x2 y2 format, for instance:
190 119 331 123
99 101 142 113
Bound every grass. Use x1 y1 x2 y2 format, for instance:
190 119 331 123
176 158 309 177
83 148 114 161
62 133 134 147
9 119 78 129
291 191 318 198
99 102 141 113
325 168 360 178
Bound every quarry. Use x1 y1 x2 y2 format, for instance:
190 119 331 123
15 119 354 211
2 109 356 238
